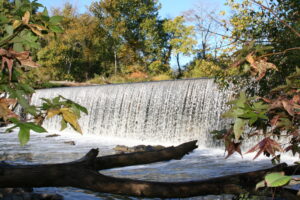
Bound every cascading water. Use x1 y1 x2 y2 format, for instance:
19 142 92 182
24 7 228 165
31 78 233 146
3 78 297 200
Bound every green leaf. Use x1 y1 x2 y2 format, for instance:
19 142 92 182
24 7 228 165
60 119 67 131
49 25 63 33
18 83 35 94
15 0 21 9
18 126 30 146
265 172 291 187
236 92 247 107
13 30 40 49
5 25 13 35
59 95 88 114
253 102 269 111
13 42 24 52
71 105 81 118
42 7 49 17
72 102 88 115
49 16 63 25
0 14 9 24
40 15 50 22
52 96 61 104
10 90 37 116
5 125 18 133
22 122 47 133
233 118 247 141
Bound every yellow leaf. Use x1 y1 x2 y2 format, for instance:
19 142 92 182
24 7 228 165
0 102 19 121
0 98 17 106
18 56 40 68
60 108 82 134
246 53 255 65
22 11 30 24
0 103 9 120
30 24 47 31
47 109 60 118
13 20 22 29
29 26 43 37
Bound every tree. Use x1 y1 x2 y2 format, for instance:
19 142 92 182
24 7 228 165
225 0 300 94
184 59 238 78
163 16 197 77
210 0 300 193
1 1 300 199
183 3 230 60
37 4 110 82
90 0 164 73
0 0 86 145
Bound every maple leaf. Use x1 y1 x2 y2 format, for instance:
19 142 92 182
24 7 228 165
282 99 294 116
246 53 278 80
223 129 243 158
0 98 19 121
0 48 40 80
270 115 280 127
246 137 283 160
292 95 300 104
268 98 297 116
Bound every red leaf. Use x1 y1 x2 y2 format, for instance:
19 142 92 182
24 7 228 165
269 99 283 110
270 115 280 126
262 97 272 103
292 95 300 104
282 100 294 116
1 56 14 80
246 137 283 160
225 141 243 159
223 129 243 159
0 48 40 80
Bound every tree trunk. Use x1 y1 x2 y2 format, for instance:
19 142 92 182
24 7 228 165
176 53 183 78
0 140 299 199
114 49 118 75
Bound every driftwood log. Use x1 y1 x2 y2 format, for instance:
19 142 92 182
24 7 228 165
0 140 299 199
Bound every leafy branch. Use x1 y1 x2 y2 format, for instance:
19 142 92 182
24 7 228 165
0 0 86 145
250 0 300 38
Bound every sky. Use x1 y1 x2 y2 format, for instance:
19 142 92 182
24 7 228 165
40 0 226 18
39 0 228 68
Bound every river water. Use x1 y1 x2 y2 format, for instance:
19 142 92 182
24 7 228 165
2 79 297 199
1 129 295 200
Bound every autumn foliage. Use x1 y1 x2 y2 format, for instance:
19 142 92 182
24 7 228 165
0 0 86 145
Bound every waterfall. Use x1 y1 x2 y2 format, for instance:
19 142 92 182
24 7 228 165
31 79 233 146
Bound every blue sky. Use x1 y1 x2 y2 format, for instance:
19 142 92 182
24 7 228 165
40 0 226 18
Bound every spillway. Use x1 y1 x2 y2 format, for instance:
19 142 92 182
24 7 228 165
31 79 233 146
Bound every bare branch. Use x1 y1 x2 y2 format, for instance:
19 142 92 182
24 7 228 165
259 47 300 58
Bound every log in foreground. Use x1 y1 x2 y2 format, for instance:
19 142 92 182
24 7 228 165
0 140 298 199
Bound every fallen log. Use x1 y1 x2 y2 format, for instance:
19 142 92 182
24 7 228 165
96 140 198 169
0 140 299 199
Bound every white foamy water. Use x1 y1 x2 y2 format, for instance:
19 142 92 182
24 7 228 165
31 79 233 146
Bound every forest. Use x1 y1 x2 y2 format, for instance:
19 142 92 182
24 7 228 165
0 0 300 199
20 0 239 86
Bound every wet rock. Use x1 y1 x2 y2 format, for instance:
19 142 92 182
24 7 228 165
114 144 165 153
45 134 60 138
32 193 63 200
0 153 33 162
22 193 31 200
63 141 75 145
0 188 63 200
